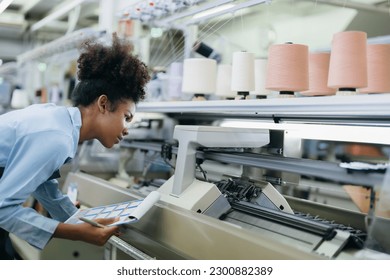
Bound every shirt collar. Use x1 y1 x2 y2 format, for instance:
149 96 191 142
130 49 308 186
67 106 82 129
67 106 82 155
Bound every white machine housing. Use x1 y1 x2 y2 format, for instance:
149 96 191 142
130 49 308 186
158 125 270 212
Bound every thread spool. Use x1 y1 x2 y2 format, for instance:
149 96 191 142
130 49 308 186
328 31 367 95
250 58 270 99
182 58 217 100
167 62 183 100
117 19 134 38
231 51 255 99
359 44 390 94
301 52 336 96
215 64 236 99
266 43 309 97
11 88 29 109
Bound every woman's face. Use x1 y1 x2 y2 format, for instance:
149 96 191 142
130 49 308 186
97 98 135 148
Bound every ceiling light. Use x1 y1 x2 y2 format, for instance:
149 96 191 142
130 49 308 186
192 3 235 20
30 0 85 32
151 27 163 38
0 0 14 14
38 63 47 72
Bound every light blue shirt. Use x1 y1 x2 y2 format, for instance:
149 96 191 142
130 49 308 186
0 103 81 249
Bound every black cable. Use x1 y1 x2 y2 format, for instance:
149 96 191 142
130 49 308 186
196 163 208 182
163 157 175 170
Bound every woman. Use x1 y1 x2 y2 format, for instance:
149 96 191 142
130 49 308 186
0 33 150 259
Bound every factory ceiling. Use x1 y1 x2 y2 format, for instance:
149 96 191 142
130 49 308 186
0 0 389 63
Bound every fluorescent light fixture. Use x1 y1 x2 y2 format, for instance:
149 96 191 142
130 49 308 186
0 0 14 14
156 0 234 26
30 0 85 32
192 3 235 20
186 0 269 25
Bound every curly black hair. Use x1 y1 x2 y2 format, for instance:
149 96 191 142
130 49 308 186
71 33 150 109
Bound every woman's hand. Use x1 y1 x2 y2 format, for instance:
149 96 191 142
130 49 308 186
53 217 121 246
78 217 121 246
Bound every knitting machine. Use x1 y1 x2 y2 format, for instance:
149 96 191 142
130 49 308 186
60 110 390 260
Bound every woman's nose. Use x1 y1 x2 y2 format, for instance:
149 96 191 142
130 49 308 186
123 128 129 136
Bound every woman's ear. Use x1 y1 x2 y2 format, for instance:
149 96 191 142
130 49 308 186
97 95 108 113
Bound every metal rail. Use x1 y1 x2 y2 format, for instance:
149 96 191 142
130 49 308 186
121 140 385 188
106 236 155 260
